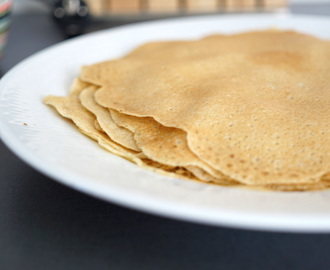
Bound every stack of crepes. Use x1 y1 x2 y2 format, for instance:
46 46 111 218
44 30 330 191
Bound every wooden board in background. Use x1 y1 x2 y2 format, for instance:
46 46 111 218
185 0 218 12
86 0 288 16
109 0 141 13
147 0 179 13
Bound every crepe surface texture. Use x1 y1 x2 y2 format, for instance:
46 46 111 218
45 30 330 191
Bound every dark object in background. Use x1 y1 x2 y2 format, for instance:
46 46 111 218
52 0 89 37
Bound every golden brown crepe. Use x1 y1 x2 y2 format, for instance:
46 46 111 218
45 30 330 191
44 78 235 184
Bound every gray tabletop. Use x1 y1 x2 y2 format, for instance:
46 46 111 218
1 5 330 270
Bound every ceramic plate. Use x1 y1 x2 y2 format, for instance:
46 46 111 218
1 14 330 232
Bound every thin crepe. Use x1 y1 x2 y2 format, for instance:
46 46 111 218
79 87 141 152
110 109 238 184
44 79 230 183
81 30 330 185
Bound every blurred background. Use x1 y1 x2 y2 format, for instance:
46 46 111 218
12 0 329 15
9 0 330 38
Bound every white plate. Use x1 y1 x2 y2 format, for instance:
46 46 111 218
1 14 330 232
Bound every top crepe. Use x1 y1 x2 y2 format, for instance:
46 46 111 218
80 30 330 186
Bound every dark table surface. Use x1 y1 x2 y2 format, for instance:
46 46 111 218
1 5 330 270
